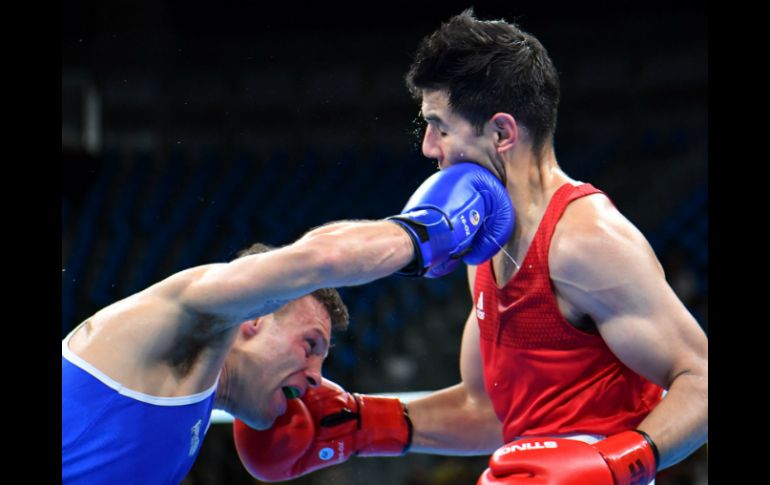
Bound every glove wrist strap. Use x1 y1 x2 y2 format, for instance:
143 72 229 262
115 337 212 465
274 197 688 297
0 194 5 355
402 404 413 454
633 429 659 471
386 218 426 276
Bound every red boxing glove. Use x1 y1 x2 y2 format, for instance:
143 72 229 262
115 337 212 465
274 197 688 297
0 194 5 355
233 379 412 482
478 431 658 485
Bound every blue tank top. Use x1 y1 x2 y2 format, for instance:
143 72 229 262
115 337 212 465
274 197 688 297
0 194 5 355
62 332 218 485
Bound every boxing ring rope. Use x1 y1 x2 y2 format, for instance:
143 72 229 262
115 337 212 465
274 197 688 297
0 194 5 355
210 391 433 424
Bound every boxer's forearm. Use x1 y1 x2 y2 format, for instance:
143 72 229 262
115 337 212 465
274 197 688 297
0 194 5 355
406 383 503 455
637 371 708 470
181 220 414 319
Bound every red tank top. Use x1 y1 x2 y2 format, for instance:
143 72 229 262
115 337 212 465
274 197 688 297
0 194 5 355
474 183 663 442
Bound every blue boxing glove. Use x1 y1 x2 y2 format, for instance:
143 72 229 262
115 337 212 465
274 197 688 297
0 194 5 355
388 163 514 278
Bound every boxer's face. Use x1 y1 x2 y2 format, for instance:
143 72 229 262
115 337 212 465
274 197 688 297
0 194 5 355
229 295 331 429
420 89 506 182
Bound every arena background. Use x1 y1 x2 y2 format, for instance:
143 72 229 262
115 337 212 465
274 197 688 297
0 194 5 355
61 1 708 483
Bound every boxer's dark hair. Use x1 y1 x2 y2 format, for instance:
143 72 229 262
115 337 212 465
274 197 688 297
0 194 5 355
406 8 560 155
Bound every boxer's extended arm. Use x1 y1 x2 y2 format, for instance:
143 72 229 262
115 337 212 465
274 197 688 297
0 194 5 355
176 220 413 323
408 386 503 455
77 166 514 382
181 162 513 322
407 265 503 455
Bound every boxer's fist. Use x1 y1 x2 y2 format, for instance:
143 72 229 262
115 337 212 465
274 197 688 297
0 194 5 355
233 379 412 482
478 431 657 485
388 163 514 277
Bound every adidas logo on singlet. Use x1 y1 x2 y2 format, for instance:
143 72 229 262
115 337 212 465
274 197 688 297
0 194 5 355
476 292 485 320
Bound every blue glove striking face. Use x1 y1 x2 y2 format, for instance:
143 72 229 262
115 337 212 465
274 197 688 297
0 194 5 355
388 163 515 278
